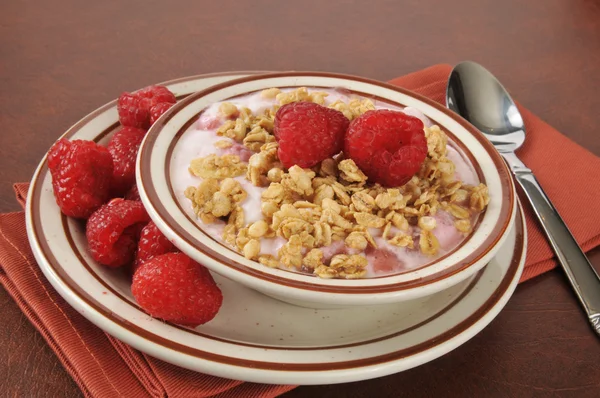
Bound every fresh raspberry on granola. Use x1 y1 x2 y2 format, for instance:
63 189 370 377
47 139 114 219
86 199 150 267
117 85 176 129
133 221 178 272
344 109 427 187
108 127 146 195
132 252 223 327
274 101 349 168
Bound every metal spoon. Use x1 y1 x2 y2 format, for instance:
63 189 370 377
446 61 600 336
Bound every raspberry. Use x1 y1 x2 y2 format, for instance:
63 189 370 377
86 199 150 267
133 221 178 272
117 93 148 129
124 184 141 201
139 85 176 105
149 102 174 125
274 102 349 168
132 253 223 327
48 139 113 219
118 85 176 129
344 110 427 187
107 127 146 195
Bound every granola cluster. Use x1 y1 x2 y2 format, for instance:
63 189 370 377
184 88 490 279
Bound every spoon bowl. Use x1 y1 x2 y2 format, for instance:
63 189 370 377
446 61 525 152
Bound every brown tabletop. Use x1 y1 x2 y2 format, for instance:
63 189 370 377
2 0 600 396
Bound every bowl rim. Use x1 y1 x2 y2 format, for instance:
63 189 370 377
137 71 516 296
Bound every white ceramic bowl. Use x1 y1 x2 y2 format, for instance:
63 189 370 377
137 72 517 308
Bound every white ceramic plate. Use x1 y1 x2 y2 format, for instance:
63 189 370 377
26 73 526 385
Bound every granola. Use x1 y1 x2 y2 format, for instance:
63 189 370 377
184 178 247 223
189 154 247 179
183 87 491 278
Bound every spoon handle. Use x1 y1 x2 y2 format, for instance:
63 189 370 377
502 152 600 336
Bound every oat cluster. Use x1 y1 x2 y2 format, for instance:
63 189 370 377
184 88 490 279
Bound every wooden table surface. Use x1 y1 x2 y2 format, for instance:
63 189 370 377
1 0 600 396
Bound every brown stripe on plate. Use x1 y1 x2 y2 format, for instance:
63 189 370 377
140 72 515 293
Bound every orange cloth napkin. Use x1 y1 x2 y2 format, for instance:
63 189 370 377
1 64 600 397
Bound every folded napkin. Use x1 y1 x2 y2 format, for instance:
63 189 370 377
1 64 600 397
